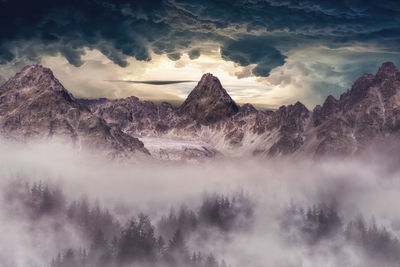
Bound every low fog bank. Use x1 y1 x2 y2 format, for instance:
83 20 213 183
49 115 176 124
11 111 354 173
1 140 400 267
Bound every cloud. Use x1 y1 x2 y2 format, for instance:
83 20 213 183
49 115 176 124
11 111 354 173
258 47 400 108
221 37 287 77
188 49 200 60
167 52 182 61
0 0 399 78
2 139 400 266
1 0 400 109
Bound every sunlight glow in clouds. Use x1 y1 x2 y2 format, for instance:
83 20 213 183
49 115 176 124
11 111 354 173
1 0 400 109
0 42 398 111
40 48 277 109
36 45 400 110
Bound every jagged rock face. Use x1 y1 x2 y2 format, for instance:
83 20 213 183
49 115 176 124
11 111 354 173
81 96 197 137
311 61 400 156
0 65 149 158
81 74 311 157
266 102 310 156
116 62 400 158
313 95 339 127
178 73 239 125
2 63 400 160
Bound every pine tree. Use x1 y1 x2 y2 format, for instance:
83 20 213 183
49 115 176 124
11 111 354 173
164 229 190 266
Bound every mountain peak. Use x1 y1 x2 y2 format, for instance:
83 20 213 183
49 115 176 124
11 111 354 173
195 73 226 96
178 73 239 124
0 65 149 157
18 64 56 82
238 103 258 116
1 64 70 96
21 64 51 72
199 72 219 82
378 61 398 72
376 62 399 78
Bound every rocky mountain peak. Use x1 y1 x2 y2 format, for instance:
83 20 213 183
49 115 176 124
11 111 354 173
337 62 400 110
313 95 339 126
376 62 399 78
21 64 52 74
178 73 239 124
0 65 149 158
1 64 74 102
199 72 219 83
278 101 309 116
270 102 309 129
3 62 400 160
238 103 258 116
324 95 338 105
191 73 231 100
9 65 59 87
321 95 339 113
338 73 375 111
293 101 309 112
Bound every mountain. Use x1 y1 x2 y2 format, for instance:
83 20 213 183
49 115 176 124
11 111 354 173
0 65 149 158
309 61 400 155
178 73 239 124
81 73 312 158
80 96 191 136
1 62 399 160
82 62 400 159
79 96 217 160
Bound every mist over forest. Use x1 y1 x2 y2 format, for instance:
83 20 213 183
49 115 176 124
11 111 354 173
1 141 400 267
1 0 400 266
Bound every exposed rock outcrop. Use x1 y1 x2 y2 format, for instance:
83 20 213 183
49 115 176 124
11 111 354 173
178 73 239 125
2 62 400 160
0 65 149 158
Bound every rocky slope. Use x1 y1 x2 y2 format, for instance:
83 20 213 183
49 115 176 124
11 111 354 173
1 62 399 160
0 65 149 158
306 62 400 156
83 62 400 159
82 73 312 158
178 73 239 124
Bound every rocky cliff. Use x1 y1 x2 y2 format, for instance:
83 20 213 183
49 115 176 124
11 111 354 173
178 73 239 125
2 62 400 160
0 65 149 158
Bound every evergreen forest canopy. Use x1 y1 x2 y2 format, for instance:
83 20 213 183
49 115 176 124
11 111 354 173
3 177 400 267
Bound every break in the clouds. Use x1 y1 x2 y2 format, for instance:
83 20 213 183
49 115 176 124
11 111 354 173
1 0 400 108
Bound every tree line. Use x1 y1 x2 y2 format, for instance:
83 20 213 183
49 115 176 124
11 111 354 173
4 179 253 267
281 203 400 265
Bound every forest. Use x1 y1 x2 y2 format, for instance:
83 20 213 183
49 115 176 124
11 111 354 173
3 175 400 267
4 179 253 267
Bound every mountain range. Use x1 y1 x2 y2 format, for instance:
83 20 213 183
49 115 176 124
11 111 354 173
0 62 399 160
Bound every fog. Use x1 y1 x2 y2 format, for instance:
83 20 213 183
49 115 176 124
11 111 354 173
1 140 400 267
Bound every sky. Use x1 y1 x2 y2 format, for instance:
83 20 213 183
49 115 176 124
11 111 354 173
0 0 400 109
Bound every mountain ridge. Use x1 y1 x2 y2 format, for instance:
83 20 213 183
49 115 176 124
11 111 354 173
0 65 150 158
1 62 400 160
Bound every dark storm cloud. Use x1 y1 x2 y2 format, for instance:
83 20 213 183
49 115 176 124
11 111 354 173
188 49 200 60
0 0 400 77
0 0 166 66
221 37 287 77
167 52 182 61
